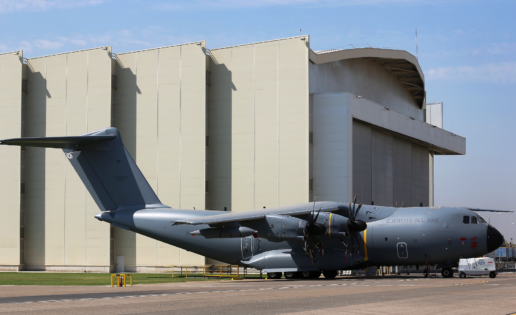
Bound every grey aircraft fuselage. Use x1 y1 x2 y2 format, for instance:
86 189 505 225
94 202 500 272
0 127 505 274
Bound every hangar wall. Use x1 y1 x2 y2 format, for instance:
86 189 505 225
113 42 206 270
0 51 23 269
23 47 113 271
352 120 429 207
311 92 444 208
311 93 352 203
207 36 310 212
309 58 423 121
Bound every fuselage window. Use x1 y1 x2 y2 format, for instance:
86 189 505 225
478 216 487 223
471 216 478 224
463 216 470 224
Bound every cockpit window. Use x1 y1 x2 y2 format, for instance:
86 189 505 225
471 216 478 224
478 216 487 223
463 216 470 224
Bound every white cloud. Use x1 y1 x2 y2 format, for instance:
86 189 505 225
426 62 516 84
70 39 88 46
0 0 106 13
0 43 10 52
34 39 63 49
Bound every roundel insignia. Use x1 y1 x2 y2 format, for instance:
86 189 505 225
66 153 73 159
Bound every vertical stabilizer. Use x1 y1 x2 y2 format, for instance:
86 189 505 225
0 127 168 211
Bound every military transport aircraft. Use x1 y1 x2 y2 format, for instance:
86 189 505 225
0 127 509 279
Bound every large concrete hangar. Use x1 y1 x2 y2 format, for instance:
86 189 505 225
0 36 465 272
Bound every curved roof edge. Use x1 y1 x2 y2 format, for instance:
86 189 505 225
310 48 425 108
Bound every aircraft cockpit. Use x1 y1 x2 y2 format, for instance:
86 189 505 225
463 215 486 224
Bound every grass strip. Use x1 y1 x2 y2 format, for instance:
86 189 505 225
0 272 261 286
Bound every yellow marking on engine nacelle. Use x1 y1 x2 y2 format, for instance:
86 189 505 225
364 229 368 262
329 213 333 237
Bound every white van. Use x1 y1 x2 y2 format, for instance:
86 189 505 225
458 258 497 278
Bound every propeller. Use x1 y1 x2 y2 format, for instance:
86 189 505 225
303 199 327 261
346 194 367 260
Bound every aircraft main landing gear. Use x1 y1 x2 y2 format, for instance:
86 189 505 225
441 268 454 278
284 272 300 279
267 272 282 279
301 271 321 279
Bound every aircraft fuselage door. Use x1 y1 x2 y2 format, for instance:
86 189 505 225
397 242 408 259
241 236 253 261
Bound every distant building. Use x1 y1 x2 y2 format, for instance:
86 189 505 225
0 36 465 272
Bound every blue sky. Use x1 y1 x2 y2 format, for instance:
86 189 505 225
1 0 515 237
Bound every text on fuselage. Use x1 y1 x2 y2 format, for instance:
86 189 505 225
386 218 440 224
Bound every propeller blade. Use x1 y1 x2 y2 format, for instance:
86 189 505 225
311 196 316 221
355 204 363 219
350 194 358 220
350 234 354 256
314 204 322 222
355 233 360 259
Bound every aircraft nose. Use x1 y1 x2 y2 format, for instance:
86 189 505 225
487 225 504 253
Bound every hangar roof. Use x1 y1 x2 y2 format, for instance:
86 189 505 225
310 48 425 108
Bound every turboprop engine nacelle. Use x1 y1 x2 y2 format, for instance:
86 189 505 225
326 213 350 238
322 212 367 238
306 212 366 239
306 212 350 238
190 227 257 239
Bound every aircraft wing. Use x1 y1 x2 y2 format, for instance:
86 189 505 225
468 208 514 213
172 202 345 226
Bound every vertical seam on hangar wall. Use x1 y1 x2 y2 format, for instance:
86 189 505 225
253 44 256 210
276 41 280 207
229 47 233 211
85 51 89 265
178 46 183 209
155 49 160 266
178 47 182 265
156 49 160 198
63 54 69 265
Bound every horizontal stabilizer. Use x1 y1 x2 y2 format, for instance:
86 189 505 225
468 208 514 213
0 135 116 149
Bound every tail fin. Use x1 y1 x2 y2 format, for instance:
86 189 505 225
0 127 168 211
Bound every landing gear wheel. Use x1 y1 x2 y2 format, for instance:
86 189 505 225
441 268 453 278
301 271 321 279
459 272 466 279
489 272 496 278
323 270 338 279
284 272 300 279
267 272 282 279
